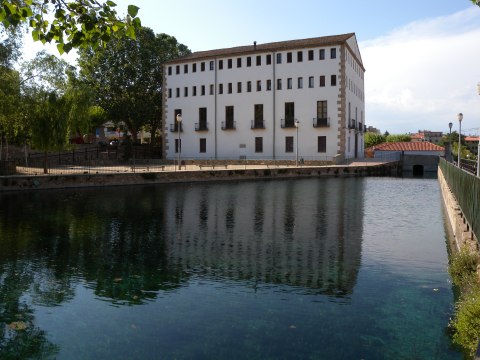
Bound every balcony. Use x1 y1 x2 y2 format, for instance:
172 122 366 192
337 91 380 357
221 121 236 130
364 124 367 132
195 122 209 131
358 122 363 132
281 119 296 128
348 119 356 130
251 120 265 129
313 117 330 128
170 123 183 132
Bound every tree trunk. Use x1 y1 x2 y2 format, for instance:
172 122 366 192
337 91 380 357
24 139 28 167
150 122 158 147
5 136 8 161
44 151 48 174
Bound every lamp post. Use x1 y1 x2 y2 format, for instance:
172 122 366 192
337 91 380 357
295 120 300 167
177 114 182 170
477 82 480 177
449 122 453 162
458 113 463 167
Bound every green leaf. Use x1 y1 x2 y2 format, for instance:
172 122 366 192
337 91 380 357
0 10 5 22
32 30 39 41
57 43 65 55
29 19 36 27
25 0 34 5
106 1 117 6
127 5 139 18
132 17 140 27
125 25 135 40
63 43 72 53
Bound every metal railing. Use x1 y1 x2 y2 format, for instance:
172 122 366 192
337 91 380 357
221 121 236 130
195 122 209 131
460 158 478 176
251 120 265 129
348 119 356 129
313 117 330 128
364 124 367 132
170 123 183 132
358 122 363 132
281 119 296 128
439 157 479 241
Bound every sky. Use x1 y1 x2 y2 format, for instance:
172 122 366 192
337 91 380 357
21 0 480 136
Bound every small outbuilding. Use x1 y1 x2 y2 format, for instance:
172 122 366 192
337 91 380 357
365 142 445 174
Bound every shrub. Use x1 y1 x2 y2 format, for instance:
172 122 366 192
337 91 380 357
334 169 339 175
264 169 271 176
448 248 479 286
278 169 287 174
343 167 350 173
451 285 480 355
140 172 157 180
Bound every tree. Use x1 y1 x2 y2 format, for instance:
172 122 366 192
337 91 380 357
77 28 191 145
386 134 411 143
470 0 480 6
0 0 141 54
364 133 385 149
438 131 465 147
383 130 390 137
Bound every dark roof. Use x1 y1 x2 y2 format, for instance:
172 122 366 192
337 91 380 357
164 33 356 64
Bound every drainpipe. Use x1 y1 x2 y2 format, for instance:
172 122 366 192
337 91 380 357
215 56 217 159
273 51 276 160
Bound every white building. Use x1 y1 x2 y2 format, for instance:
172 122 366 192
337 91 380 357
162 33 365 161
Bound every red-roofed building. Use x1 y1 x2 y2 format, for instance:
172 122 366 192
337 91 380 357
410 131 443 144
465 136 479 156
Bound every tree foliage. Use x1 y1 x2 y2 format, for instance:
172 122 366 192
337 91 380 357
364 133 385 149
77 28 191 145
0 0 141 54
386 134 411 143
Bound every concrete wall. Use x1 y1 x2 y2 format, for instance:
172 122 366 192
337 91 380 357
164 37 365 160
402 155 440 172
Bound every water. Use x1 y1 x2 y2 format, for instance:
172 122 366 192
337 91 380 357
0 175 462 359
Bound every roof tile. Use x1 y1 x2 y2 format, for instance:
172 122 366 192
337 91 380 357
365 142 444 152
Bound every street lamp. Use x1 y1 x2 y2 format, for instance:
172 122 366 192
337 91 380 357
176 114 182 170
477 82 480 177
449 122 453 162
295 120 300 167
458 113 463 167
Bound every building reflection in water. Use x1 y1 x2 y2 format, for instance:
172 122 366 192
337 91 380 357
162 178 365 296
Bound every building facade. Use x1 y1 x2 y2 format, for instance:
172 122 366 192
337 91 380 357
163 33 365 160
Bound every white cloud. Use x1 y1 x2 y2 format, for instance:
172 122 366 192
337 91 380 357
360 8 480 135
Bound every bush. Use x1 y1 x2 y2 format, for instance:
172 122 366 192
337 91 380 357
140 172 157 180
263 169 271 176
343 167 350 173
451 285 480 355
277 169 287 174
334 169 339 175
448 248 479 286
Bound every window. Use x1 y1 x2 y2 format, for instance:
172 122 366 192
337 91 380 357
254 104 263 122
219 84 223 94
201 62 205 71
168 66 172 75
219 60 223 70
285 137 294 153
331 48 336 59
257 80 261 91
267 80 271 91
331 75 337 86
237 58 242 68
228 83 232 94
266 54 271 65
175 139 181 153
309 76 314 88
285 102 294 122
176 65 180 74
200 138 206 153
297 51 303 62
256 55 261 66
287 78 292 89
255 137 263 153
184 64 188 73
317 101 327 119
287 52 292 63
348 137 350 152
210 61 214 70
247 57 251 67
225 106 234 129
237 82 242 93
298 77 303 89
228 59 232 68
317 136 326 153
192 63 197 72
193 86 197 96
277 53 282 64
176 88 180 97
308 50 314 61
247 81 252 92
210 84 214 95
199 107 207 128
174 109 182 134
319 49 325 60
277 79 282 90
184 87 188 97
168 88 172 98
201 85 205 95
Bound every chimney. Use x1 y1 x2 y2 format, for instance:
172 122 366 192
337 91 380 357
254 41 257 50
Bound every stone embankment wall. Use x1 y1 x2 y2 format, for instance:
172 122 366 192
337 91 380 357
438 167 478 253
0 162 399 192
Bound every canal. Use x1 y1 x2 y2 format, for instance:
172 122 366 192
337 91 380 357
0 175 462 359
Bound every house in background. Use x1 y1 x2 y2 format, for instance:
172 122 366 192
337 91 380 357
410 130 443 144
162 32 366 161
465 136 479 156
